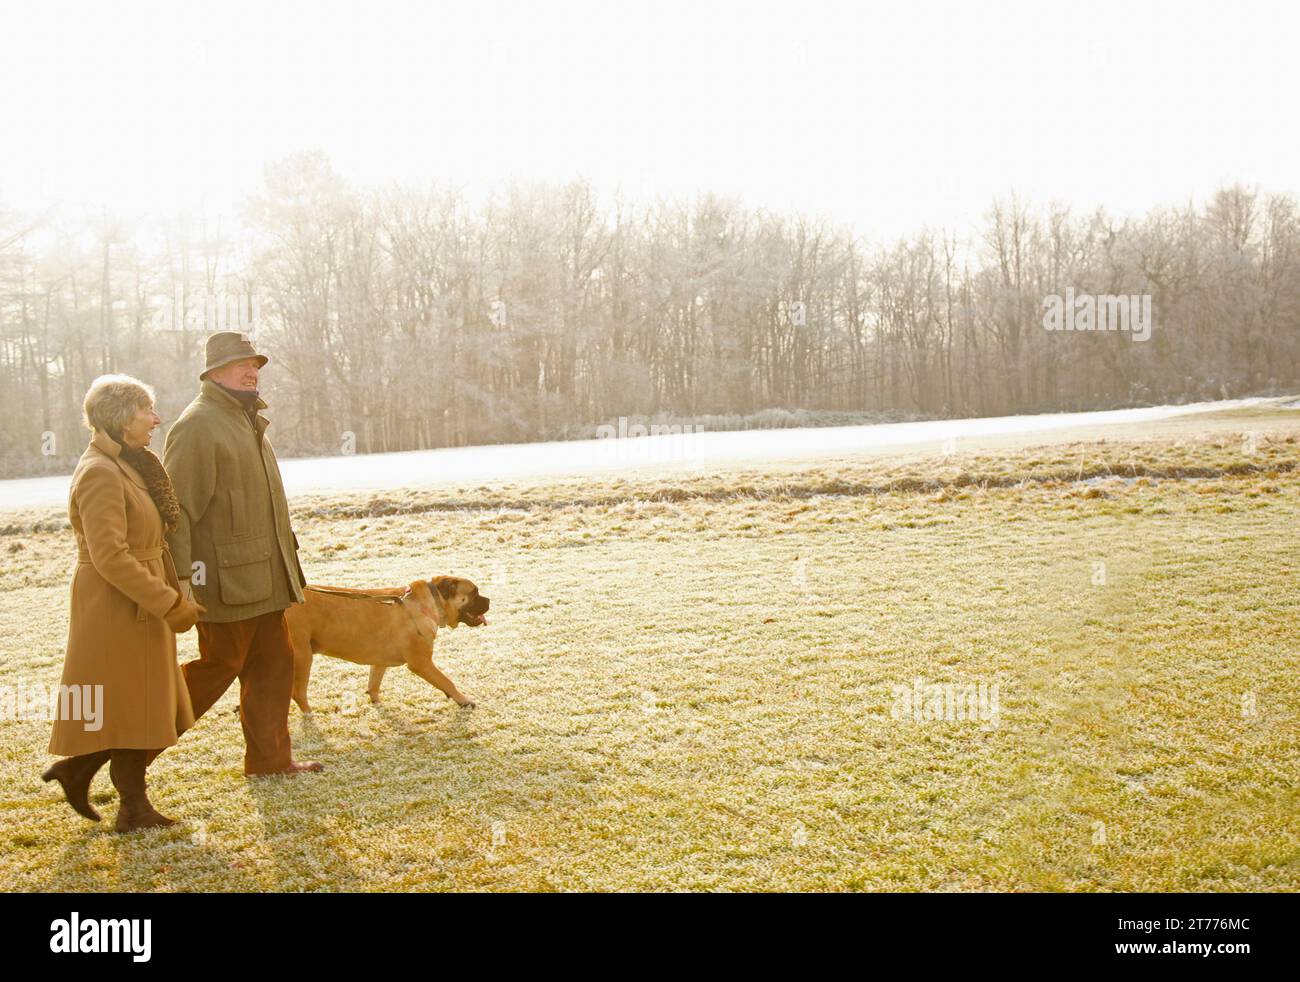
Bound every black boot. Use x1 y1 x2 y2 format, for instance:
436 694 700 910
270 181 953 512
42 750 111 822
109 749 176 832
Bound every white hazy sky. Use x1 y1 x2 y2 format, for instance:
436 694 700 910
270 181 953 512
1 0 1296 244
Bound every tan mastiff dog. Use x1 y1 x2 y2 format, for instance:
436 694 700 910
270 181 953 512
283 576 489 713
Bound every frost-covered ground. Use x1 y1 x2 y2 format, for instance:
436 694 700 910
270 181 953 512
0 397 1281 509
2 406 1297 890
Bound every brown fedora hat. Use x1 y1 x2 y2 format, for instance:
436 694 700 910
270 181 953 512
200 331 269 381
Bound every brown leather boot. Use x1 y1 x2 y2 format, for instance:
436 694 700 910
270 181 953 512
42 749 111 821
109 749 176 832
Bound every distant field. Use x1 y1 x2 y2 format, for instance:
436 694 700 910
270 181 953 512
1 408 1297 891
0 396 1283 509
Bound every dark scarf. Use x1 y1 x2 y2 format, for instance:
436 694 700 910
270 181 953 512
216 382 261 428
217 382 261 412
114 439 182 534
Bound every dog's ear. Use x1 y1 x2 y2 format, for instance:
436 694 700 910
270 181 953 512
432 577 458 601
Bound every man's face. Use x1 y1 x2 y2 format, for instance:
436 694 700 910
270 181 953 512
208 357 261 391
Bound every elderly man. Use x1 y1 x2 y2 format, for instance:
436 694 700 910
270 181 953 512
162 331 322 776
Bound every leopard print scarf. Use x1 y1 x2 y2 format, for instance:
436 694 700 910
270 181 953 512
115 441 182 534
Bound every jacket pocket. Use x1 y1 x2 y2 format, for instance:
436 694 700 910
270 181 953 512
215 535 273 606
229 488 248 537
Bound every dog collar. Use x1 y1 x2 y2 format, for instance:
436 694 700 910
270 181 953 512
399 587 442 642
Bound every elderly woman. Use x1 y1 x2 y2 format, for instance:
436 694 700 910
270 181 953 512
42 374 203 832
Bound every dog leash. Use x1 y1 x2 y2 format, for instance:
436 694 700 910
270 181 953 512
303 585 402 604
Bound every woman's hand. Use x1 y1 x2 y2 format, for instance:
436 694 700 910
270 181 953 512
163 592 206 633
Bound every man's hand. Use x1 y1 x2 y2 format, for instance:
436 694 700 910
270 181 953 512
180 579 196 603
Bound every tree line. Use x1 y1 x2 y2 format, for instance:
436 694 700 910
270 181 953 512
2 151 1297 477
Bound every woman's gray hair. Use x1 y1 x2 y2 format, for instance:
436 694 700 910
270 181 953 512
83 374 156 436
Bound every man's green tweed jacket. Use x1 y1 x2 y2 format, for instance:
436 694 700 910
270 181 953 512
163 379 306 622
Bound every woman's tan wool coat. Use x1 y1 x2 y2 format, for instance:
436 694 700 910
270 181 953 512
48 429 196 756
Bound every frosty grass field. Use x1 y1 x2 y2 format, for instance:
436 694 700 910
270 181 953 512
1 403 1297 891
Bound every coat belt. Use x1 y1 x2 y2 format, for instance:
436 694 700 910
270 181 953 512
77 544 167 564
